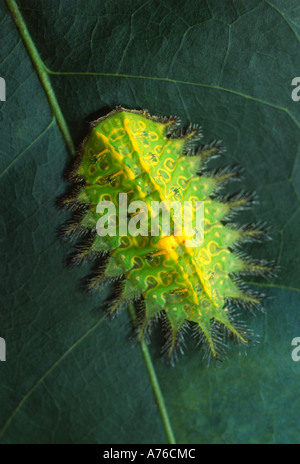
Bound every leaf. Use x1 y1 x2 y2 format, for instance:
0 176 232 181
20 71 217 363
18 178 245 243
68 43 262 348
0 0 299 444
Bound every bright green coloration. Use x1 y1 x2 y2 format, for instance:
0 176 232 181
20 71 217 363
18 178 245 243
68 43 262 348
60 107 274 360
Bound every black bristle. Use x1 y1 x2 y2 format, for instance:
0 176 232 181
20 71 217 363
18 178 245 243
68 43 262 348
56 183 85 211
226 279 266 312
224 190 258 207
236 257 278 280
211 164 244 185
104 277 126 319
221 191 259 221
230 221 272 247
197 139 224 159
160 315 188 365
80 254 111 294
57 205 90 242
134 297 149 340
169 123 202 150
66 231 102 267
63 148 84 183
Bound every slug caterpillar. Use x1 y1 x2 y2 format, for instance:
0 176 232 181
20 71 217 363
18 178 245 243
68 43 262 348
58 107 275 363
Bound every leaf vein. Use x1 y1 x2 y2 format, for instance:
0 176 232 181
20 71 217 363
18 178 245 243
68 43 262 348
0 315 107 440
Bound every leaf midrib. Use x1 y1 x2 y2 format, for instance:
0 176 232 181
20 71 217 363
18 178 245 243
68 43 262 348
4 0 176 445
5 0 75 156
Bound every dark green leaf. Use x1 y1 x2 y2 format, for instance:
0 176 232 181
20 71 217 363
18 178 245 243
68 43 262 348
0 0 299 444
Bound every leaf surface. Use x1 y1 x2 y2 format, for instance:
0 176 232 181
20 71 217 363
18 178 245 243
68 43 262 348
0 0 299 444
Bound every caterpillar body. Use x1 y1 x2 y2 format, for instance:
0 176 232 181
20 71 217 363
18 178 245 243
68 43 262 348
58 107 275 363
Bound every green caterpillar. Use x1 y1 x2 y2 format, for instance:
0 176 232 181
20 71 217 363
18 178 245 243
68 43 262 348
58 107 275 362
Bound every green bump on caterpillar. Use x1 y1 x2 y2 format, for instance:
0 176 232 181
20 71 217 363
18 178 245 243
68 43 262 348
58 107 276 363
